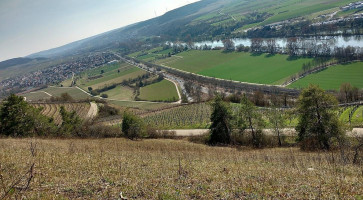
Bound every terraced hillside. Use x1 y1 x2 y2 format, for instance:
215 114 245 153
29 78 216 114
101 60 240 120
30 103 92 125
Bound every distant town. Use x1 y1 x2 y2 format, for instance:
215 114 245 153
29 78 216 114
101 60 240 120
0 52 117 96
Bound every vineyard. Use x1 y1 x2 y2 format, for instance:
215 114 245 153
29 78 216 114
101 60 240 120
142 103 211 129
140 103 363 129
339 105 363 127
30 103 91 125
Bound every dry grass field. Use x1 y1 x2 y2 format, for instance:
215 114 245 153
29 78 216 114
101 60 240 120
0 138 362 199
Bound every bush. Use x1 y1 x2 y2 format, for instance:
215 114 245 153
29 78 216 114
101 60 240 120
97 104 119 118
59 106 82 137
49 93 75 102
79 123 123 138
146 127 177 139
209 94 232 145
121 112 145 140
101 94 108 98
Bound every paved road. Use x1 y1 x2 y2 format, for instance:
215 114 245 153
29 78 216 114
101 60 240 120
170 128 363 137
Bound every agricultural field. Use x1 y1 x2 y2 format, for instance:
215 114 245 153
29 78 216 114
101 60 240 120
21 87 90 101
102 85 135 101
143 103 211 129
140 102 363 130
138 79 179 102
260 0 356 25
21 91 51 101
0 138 361 199
192 0 357 32
128 47 172 62
159 50 313 85
288 62 363 90
77 63 146 90
30 102 91 125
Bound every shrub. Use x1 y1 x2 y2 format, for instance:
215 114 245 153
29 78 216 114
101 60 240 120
0 94 57 137
121 112 145 140
209 94 232 145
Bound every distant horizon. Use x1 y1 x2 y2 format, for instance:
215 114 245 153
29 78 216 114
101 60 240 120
0 0 199 62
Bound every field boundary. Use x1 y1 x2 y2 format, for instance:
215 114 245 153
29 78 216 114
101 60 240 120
121 55 300 96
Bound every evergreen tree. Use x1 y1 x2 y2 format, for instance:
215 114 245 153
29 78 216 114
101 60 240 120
0 94 56 136
209 94 232 145
59 106 82 136
296 84 345 150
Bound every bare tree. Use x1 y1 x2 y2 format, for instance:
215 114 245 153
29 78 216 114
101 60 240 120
340 83 353 103
222 39 235 52
250 38 264 53
286 38 299 56
266 39 277 54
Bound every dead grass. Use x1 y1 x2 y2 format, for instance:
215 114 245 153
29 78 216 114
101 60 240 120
0 138 362 199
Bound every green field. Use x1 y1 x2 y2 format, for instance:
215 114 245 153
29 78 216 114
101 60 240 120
22 87 90 101
102 85 135 101
139 80 179 102
160 50 312 85
128 47 173 62
22 92 52 101
288 62 363 90
78 63 146 90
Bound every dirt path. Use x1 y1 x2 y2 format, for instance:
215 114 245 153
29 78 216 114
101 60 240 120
86 102 98 120
170 128 363 137
30 91 53 97
164 77 182 104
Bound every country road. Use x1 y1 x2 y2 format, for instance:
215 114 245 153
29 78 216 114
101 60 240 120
170 128 363 137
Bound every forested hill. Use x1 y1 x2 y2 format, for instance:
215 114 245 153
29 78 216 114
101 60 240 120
28 0 221 59
28 0 361 59
0 57 47 70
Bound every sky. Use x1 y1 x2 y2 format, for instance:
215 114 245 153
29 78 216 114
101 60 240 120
0 0 199 62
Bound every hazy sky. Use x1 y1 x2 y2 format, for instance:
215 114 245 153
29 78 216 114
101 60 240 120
0 0 199 61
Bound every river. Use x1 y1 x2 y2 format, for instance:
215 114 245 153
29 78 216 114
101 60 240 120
194 35 363 49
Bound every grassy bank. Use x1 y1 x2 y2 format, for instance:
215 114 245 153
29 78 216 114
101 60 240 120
0 138 361 199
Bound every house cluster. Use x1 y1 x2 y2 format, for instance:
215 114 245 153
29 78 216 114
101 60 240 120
341 1 363 11
0 52 118 93
311 12 363 26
